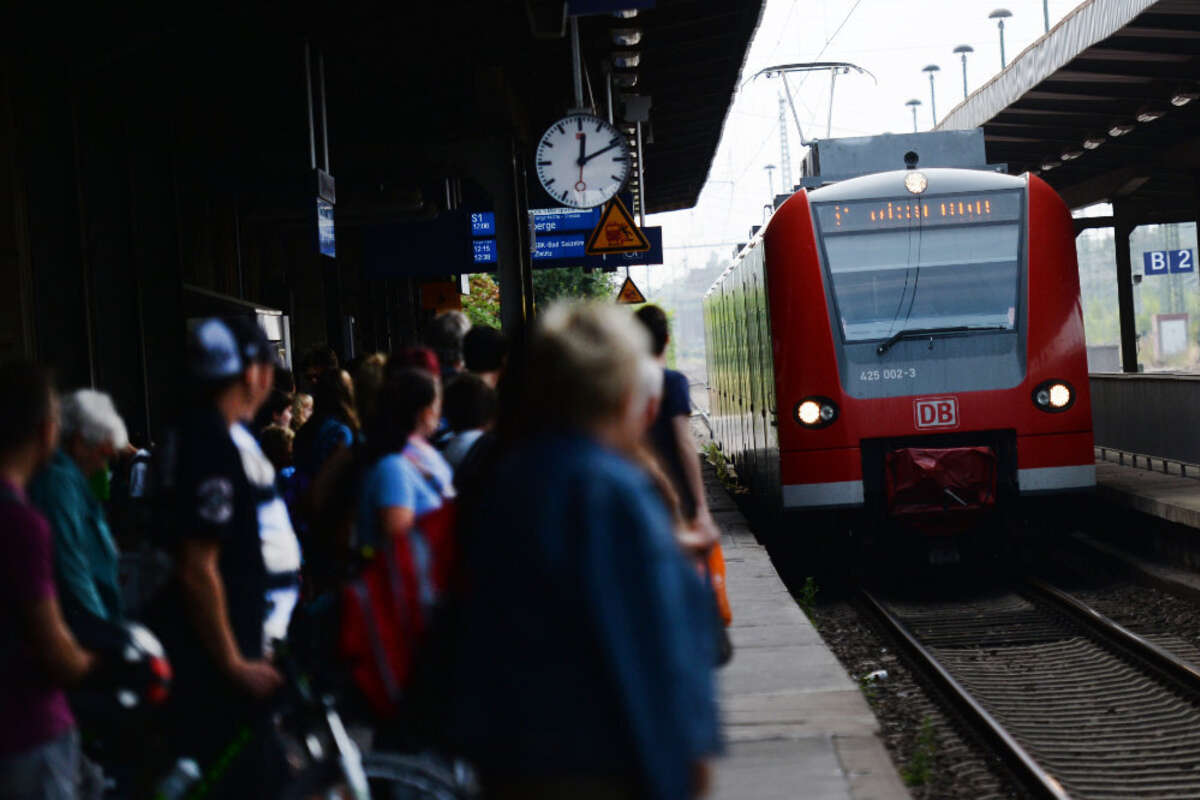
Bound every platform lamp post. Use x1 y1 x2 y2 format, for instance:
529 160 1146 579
953 45 974 100
764 163 776 203
1043 0 1050 32
922 65 940 127
990 9 1013 69
905 98 922 133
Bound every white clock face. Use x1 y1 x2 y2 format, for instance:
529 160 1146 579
535 114 632 209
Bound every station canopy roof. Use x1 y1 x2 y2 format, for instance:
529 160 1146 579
938 0 1200 222
631 2 764 212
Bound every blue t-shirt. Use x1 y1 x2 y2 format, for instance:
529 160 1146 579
296 417 354 478
649 368 695 516
356 454 442 550
445 432 719 800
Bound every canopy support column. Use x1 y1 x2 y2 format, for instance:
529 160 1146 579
1114 200 1138 373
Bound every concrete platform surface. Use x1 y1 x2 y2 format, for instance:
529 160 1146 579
704 470 909 800
1096 459 1200 530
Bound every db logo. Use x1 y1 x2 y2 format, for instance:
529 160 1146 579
914 397 958 429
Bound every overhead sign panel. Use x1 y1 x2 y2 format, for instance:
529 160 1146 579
472 238 498 264
531 206 602 233
534 226 662 270
470 212 496 236
363 205 662 278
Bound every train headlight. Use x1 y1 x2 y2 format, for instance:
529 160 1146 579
1048 383 1071 409
795 397 838 428
904 171 928 194
1033 380 1074 413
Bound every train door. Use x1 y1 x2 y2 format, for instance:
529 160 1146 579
749 252 767 495
759 253 781 504
715 281 728 451
745 252 763 494
736 263 751 473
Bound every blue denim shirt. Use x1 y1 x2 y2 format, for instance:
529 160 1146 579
30 450 123 622
446 433 720 800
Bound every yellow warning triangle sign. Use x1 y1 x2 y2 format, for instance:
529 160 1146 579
615 276 646 305
585 196 652 255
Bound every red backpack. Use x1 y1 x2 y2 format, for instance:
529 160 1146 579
337 465 457 719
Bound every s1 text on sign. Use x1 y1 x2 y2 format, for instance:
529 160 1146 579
914 397 958 429
470 212 496 236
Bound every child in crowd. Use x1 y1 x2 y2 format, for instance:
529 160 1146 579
440 373 497 470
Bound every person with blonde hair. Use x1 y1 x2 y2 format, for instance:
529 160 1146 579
445 301 720 800
30 389 129 625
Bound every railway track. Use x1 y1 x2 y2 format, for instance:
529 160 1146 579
861 579 1200 800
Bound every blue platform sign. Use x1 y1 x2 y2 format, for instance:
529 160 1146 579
472 238 497 264
470 212 495 237
532 226 664 270
531 207 602 234
1144 249 1195 275
533 232 588 260
1172 249 1195 273
317 198 336 258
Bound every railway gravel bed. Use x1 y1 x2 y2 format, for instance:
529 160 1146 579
809 601 1027 800
1067 581 1200 667
876 588 1200 799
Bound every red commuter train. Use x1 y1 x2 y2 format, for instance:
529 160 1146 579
703 164 1094 544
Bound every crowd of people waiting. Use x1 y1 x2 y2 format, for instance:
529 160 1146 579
0 301 732 800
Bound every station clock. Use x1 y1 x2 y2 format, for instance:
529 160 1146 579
535 113 632 209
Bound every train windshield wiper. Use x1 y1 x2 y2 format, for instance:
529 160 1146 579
875 325 1008 356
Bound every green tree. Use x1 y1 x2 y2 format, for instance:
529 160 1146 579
463 274 501 328
462 268 616 330
533 268 615 305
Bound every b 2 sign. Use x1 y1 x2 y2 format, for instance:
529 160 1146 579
1143 249 1194 276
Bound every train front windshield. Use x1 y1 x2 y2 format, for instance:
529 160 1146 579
814 190 1023 342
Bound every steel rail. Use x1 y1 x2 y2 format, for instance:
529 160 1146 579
1024 577 1200 695
858 589 1073 800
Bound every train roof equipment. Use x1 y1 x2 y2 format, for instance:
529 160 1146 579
796 129 1005 191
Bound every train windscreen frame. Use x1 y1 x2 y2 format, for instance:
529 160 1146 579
814 190 1023 344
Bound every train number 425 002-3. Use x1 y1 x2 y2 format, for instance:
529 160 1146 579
860 368 917 381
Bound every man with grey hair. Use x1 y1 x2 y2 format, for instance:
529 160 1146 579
31 390 129 625
426 309 471 382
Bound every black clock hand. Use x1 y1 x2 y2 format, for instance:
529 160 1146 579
580 141 621 165
577 133 587 166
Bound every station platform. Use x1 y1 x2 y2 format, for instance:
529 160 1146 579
702 468 909 800
1095 450 1200 532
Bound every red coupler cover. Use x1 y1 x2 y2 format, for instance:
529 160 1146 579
885 446 997 521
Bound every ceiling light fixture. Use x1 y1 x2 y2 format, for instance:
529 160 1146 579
612 69 639 88
1171 88 1200 107
1041 159 1062 171
1082 134 1106 150
611 28 642 47
1061 149 1083 161
1136 106 1165 123
612 50 640 69
1108 121 1136 137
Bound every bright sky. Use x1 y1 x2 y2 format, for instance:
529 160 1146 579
641 0 1085 293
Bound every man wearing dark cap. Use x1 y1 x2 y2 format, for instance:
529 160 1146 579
154 317 300 796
